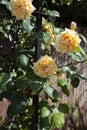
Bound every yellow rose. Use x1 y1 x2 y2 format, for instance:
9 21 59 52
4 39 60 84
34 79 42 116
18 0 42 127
55 28 81 53
70 21 77 30
10 0 35 20
34 55 57 78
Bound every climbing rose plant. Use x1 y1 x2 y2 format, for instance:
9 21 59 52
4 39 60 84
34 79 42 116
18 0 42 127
0 0 87 130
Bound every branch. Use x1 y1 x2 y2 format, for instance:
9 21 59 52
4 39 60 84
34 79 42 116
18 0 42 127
58 58 87 68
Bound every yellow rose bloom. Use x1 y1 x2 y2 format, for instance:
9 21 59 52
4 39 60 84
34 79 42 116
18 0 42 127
10 0 35 20
55 28 81 53
70 21 77 30
34 55 57 78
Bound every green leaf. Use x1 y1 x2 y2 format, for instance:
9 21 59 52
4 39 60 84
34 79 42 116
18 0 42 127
27 71 46 83
49 16 56 23
50 10 60 17
49 113 64 128
40 117 49 129
71 76 80 88
70 66 77 71
0 26 8 38
40 102 50 129
72 106 78 117
58 103 69 114
71 52 83 61
43 85 59 100
40 106 50 118
62 84 70 96
60 0 73 5
8 93 27 114
18 79 29 90
0 0 11 11
79 46 86 57
39 101 49 108
73 109 78 117
43 8 59 18
23 17 34 35
0 26 4 33
66 71 72 78
27 72 45 94
75 45 86 57
75 46 82 53
80 34 87 44
75 73 86 80
61 66 70 73
51 107 59 114
27 79 42 94
57 79 66 87
0 73 11 87
43 31 51 43
16 54 29 68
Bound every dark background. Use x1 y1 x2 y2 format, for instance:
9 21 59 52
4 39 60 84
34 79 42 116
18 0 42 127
46 0 87 26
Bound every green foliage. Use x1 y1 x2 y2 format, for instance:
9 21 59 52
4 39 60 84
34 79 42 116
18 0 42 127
57 79 66 87
43 85 59 100
57 79 70 96
58 103 69 113
23 17 34 35
80 34 87 44
8 93 27 114
16 54 29 68
60 0 73 5
42 8 59 18
49 113 64 128
40 106 50 118
40 106 50 129
71 76 80 88
61 66 70 73
62 84 70 96
0 0 87 130
0 0 11 11
72 105 78 117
